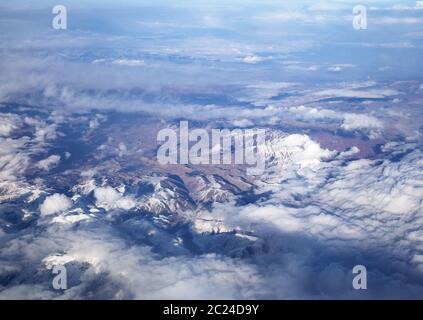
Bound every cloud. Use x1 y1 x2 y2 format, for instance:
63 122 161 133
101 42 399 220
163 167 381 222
260 132 335 171
341 114 383 131
36 155 61 171
287 105 339 120
0 114 21 137
111 59 145 67
94 186 136 210
284 105 384 137
254 11 328 24
243 55 266 64
0 211 265 299
372 2 423 11
232 119 254 127
376 17 423 25
307 2 350 11
94 186 121 205
1 118 423 299
328 64 355 72
0 285 56 300
40 194 73 216
0 0 422 300
314 88 400 99
189 140 423 298
0 112 60 202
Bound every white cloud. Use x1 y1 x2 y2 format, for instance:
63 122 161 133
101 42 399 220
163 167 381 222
1 133 423 299
40 193 72 216
232 119 254 127
94 186 136 210
243 55 265 64
0 114 20 137
189 140 423 298
376 17 423 24
286 105 384 137
94 186 121 205
255 11 324 24
307 2 350 11
341 114 383 131
112 59 145 67
261 133 335 170
0 114 60 202
36 155 60 171
288 105 339 120
373 2 423 11
328 64 355 72
314 88 399 99
0 3 422 299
